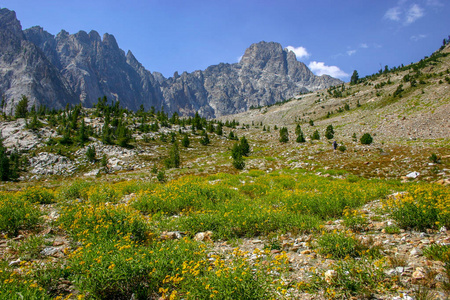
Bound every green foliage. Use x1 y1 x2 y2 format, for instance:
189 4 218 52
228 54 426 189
360 133 373 145
238 136 250 156
317 231 376 258
231 143 245 170
350 70 359 85
429 153 441 163
165 142 180 168
181 134 190 147
296 131 306 143
393 84 404 98
279 127 289 143
199 131 210 145
86 145 96 162
0 193 42 235
15 95 29 119
19 186 56 204
309 119 314 126
325 124 334 139
384 225 400 234
383 186 450 230
157 170 166 182
338 145 346 152
311 130 320 140
352 133 357 142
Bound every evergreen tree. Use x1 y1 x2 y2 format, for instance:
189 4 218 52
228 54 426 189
311 130 320 140
0 138 10 181
239 136 250 156
325 125 334 140
296 128 306 143
295 124 302 135
15 95 29 119
231 143 245 170
181 134 190 148
165 142 180 168
77 118 89 145
279 127 289 143
200 131 210 145
116 120 131 147
86 146 96 162
350 70 359 85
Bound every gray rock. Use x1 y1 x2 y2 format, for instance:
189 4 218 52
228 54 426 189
0 9 342 117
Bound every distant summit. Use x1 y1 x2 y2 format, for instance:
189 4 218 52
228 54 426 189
0 8 342 117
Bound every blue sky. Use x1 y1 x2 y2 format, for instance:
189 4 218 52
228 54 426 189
1 0 449 80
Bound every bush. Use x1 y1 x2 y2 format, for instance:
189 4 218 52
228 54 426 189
0 193 42 235
165 142 180 168
360 133 373 145
429 153 441 163
338 145 346 152
19 186 56 204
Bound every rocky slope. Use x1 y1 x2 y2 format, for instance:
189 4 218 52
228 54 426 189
0 8 341 117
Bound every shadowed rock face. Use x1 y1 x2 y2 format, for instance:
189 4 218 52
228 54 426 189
1 8 342 117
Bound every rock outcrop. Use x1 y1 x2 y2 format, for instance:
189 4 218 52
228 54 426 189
1 8 342 117
0 9 77 114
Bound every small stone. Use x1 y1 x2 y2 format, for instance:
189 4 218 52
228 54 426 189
194 231 213 242
300 250 311 255
324 270 337 284
40 247 60 256
410 248 423 256
412 267 426 282
9 259 21 266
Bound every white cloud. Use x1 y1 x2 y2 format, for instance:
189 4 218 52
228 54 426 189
410 34 427 41
308 61 349 79
385 6 401 21
286 46 310 59
359 43 369 49
405 4 424 24
237 55 243 62
347 50 357 56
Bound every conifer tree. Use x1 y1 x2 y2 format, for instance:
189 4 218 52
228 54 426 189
325 125 334 140
279 127 289 143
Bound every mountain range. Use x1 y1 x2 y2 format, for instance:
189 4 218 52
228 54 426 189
0 8 342 117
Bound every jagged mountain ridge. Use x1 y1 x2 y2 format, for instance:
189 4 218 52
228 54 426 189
0 8 342 117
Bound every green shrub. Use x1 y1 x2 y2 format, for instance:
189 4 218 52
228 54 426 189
19 186 56 204
311 130 320 140
338 145 346 152
360 133 373 145
317 231 380 259
0 193 42 236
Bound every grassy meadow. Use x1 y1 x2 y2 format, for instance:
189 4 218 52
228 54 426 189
1 169 449 299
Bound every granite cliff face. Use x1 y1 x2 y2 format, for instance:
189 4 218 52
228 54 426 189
0 9 77 114
24 27 164 111
161 42 342 117
1 8 342 117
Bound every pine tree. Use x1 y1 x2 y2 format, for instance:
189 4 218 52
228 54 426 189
350 70 359 85
239 136 250 156
279 127 289 143
15 95 29 119
165 142 180 168
182 134 190 147
200 131 210 145
311 130 320 140
325 125 334 140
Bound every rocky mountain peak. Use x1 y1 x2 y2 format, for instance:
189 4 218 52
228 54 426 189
239 41 285 69
0 9 23 40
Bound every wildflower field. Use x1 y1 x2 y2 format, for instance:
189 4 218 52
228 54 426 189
0 169 449 299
